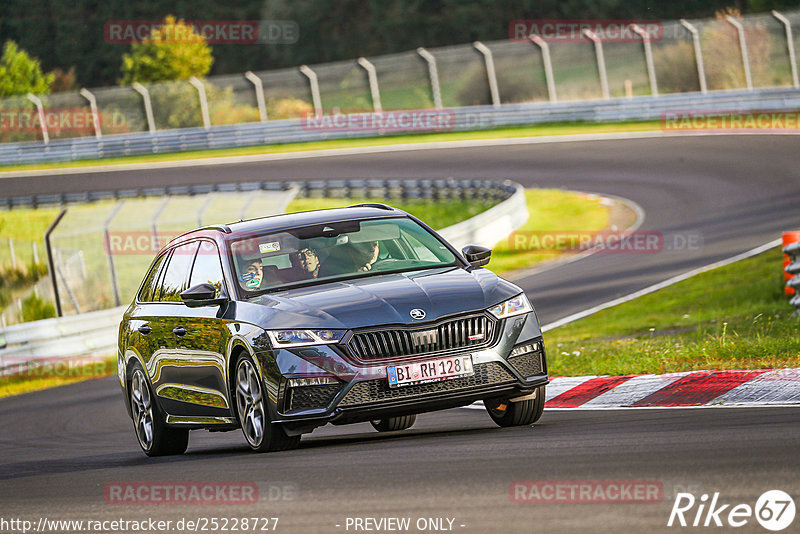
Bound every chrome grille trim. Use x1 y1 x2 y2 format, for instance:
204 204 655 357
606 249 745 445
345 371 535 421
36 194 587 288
346 313 495 361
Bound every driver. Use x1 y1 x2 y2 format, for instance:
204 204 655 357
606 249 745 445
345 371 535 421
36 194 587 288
354 240 380 272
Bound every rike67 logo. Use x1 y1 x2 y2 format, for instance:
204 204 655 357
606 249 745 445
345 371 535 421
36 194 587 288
668 490 795 531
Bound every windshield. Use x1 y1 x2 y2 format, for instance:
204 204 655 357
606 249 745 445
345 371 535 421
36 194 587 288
229 216 458 293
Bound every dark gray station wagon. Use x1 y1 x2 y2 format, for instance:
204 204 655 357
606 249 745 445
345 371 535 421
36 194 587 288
118 204 548 456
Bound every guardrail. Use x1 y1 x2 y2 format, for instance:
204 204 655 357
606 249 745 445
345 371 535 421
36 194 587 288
1 177 514 211
784 240 800 313
1 87 799 167
0 178 528 369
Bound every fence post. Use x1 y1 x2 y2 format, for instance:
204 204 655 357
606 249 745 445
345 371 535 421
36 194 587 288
197 193 215 227
680 20 708 94
631 24 658 96
416 47 443 110
244 71 268 122
8 238 16 270
44 208 67 317
357 57 383 113
79 88 102 139
189 77 211 129
239 192 258 220
299 65 323 117
103 201 125 307
132 83 157 134
582 29 610 99
529 35 557 103
473 42 501 108
772 11 799 89
152 197 171 251
55 260 82 315
26 93 49 144
725 16 753 90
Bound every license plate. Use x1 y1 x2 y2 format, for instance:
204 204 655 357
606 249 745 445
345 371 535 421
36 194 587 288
387 355 474 388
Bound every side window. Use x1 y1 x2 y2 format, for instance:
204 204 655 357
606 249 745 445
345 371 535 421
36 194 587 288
159 241 200 302
189 241 225 297
139 253 168 302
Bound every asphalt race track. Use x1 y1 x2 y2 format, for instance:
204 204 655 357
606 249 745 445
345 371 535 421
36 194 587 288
1 133 799 532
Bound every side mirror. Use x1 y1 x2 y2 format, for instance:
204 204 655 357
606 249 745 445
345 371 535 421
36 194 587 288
462 245 491 268
180 283 227 308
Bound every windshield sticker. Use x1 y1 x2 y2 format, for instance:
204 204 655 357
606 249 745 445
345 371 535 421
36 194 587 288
259 241 281 253
246 278 261 288
240 272 255 282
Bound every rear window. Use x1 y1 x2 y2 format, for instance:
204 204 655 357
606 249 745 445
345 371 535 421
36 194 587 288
229 217 457 293
138 252 168 302
158 241 200 302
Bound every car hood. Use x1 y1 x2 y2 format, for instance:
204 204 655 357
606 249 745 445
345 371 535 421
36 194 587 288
242 267 521 330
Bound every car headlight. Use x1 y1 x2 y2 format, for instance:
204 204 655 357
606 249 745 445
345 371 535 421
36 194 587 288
266 329 345 348
488 294 533 319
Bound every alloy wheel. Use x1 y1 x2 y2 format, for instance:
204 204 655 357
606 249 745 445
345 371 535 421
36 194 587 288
235 359 265 448
130 369 154 450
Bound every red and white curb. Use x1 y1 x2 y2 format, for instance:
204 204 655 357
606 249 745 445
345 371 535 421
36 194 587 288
468 369 800 409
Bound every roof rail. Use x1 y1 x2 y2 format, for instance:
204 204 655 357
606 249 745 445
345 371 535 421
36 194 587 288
347 203 395 211
167 224 232 245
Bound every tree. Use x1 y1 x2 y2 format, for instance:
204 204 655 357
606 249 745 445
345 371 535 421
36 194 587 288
0 40 54 97
120 16 213 84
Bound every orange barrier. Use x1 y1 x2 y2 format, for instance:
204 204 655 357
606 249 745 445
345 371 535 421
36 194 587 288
782 231 800 296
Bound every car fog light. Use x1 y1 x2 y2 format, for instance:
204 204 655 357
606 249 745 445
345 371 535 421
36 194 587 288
510 342 540 358
287 376 339 388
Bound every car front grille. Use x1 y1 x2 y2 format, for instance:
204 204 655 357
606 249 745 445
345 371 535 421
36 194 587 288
338 361 515 408
287 384 341 411
347 314 495 361
508 350 544 378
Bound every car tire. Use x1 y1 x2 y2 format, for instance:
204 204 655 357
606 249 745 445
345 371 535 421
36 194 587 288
485 385 546 427
129 364 189 457
370 414 417 432
234 354 300 453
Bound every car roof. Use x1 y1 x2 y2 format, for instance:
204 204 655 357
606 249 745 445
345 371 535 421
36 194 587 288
165 205 407 247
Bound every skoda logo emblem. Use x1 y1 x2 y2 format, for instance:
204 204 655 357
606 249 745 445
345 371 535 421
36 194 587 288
410 309 426 320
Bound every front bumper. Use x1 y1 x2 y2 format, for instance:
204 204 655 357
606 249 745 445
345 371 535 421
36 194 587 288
265 312 547 433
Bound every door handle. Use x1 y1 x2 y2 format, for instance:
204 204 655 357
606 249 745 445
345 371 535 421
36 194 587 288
137 324 152 335
172 326 187 337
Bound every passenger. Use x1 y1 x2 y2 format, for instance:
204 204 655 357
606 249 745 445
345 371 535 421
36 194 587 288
289 247 321 280
240 258 263 290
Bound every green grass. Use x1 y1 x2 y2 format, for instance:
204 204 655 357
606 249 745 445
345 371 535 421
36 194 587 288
0 208 60 270
0 120 660 173
489 190 610 275
0 264 49 313
546 247 800 376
